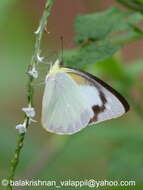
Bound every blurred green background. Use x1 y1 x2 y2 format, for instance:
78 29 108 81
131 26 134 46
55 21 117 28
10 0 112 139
0 0 143 190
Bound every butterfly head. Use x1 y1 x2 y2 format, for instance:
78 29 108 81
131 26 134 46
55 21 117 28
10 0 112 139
48 59 64 77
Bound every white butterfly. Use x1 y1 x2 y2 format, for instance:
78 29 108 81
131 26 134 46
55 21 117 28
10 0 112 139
41 60 129 135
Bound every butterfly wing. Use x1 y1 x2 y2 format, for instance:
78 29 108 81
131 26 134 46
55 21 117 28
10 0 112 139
63 67 129 126
42 71 94 134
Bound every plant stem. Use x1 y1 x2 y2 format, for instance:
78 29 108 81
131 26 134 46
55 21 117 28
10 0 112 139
7 133 26 185
7 0 55 189
31 0 55 65
112 30 143 46
116 0 143 13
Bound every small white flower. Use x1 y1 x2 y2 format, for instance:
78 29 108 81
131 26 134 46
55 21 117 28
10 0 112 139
28 67 38 79
16 123 26 134
22 107 36 118
34 26 41 34
37 53 44 63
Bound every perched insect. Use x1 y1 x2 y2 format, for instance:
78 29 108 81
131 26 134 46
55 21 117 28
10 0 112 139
41 59 129 135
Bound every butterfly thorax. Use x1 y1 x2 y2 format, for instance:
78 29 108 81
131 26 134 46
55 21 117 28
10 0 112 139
48 59 65 76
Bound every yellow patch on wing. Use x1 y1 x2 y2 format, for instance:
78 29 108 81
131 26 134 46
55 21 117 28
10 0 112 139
68 73 89 85
61 68 90 85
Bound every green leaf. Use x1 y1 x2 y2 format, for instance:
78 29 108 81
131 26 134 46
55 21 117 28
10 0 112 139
65 6 143 68
113 31 143 45
75 6 142 44
64 41 120 68
112 12 143 33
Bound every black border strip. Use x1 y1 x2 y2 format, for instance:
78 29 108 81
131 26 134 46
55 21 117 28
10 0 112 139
66 67 130 112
